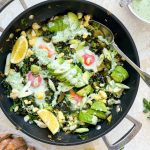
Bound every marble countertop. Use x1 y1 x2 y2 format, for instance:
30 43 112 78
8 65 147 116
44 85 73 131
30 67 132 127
0 0 150 149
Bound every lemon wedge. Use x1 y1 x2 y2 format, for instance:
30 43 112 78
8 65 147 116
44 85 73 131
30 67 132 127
37 109 60 135
11 36 28 64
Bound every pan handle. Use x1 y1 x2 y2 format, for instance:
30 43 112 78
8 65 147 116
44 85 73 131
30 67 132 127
0 0 27 32
102 115 142 150
0 0 14 32
0 0 14 13
0 0 27 12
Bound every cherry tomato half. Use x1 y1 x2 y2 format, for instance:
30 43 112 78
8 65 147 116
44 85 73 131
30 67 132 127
70 90 83 103
27 72 42 88
82 53 95 66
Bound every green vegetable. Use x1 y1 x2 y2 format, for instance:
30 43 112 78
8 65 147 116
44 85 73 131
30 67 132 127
79 111 98 125
78 134 88 140
41 103 53 111
91 101 108 112
67 12 79 30
57 57 65 64
48 17 68 32
47 59 70 76
115 83 130 89
48 79 56 92
4 53 11 76
82 71 91 84
106 80 129 97
47 59 91 87
69 39 79 44
111 66 129 83
143 98 150 113
75 79 87 88
47 63 54 73
76 42 85 50
73 71 90 88
74 65 82 74
53 67 68 75
47 58 65 75
58 65 80 85
48 12 79 32
69 39 85 50
107 114 112 123
77 85 93 96
75 128 89 133
87 109 107 119
31 65 41 74
58 92 65 103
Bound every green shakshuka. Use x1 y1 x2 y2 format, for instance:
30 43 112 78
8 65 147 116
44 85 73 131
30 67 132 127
3 12 129 136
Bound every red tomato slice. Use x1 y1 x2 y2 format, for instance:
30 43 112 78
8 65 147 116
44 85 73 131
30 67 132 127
27 72 42 88
70 90 83 103
82 53 95 66
39 44 54 58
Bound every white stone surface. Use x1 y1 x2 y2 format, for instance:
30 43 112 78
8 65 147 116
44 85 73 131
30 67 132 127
0 0 150 149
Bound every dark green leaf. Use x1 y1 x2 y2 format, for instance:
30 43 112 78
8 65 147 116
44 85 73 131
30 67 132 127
143 109 149 113
143 98 150 112
20 18 28 26
10 103 18 112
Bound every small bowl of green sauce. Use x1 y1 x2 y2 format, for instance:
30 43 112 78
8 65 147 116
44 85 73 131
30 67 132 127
128 0 150 23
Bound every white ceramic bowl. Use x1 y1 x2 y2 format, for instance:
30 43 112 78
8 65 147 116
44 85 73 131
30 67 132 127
128 4 150 24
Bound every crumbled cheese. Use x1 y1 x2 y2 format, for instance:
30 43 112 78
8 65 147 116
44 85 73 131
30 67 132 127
24 115 30 122
24 99 29 105
29 38 36 46
21 31 26 37
31 29 36 37
98 90 107 100
32 107 39 112
32 23 41 30
14 106 19 112
26 49 34 58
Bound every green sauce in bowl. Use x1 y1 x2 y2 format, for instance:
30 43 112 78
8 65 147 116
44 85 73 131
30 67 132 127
130 0 150 22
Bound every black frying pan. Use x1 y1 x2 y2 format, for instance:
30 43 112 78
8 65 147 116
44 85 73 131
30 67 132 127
0 0 140 146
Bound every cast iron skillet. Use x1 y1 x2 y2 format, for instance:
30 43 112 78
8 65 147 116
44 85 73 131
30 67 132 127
0 0 140 146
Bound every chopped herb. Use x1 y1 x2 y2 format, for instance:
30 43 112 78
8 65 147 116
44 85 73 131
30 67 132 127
20 18 28 26
143 98 150 114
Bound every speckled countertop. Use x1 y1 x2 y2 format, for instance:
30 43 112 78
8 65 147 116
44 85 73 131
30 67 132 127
0 0 150 150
